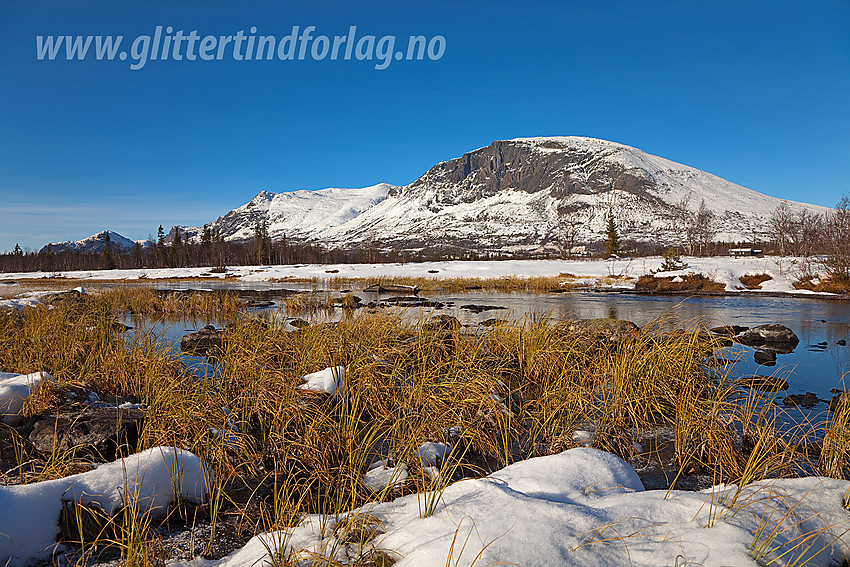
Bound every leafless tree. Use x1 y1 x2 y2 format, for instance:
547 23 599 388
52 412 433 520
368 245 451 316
768 201 795 257
791 208 823 257
672 195 715 256
553 200 595 259
693 200 717 256
821 194 850 281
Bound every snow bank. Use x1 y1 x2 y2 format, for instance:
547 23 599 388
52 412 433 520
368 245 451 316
0 256 834 297
0 371 51 425
176 448 850 567
0 447 211 567
298 366 346 396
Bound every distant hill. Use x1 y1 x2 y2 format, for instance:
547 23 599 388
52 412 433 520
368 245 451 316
41 230 138 254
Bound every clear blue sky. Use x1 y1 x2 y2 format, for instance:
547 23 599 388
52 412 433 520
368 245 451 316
1 0 848 252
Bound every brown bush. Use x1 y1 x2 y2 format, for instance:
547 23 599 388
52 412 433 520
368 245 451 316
634 274 725 293
738 273 773 289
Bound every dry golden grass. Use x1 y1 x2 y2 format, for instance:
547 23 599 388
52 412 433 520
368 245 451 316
0 286 842 564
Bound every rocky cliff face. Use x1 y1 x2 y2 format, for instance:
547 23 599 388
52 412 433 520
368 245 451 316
185 137 829 253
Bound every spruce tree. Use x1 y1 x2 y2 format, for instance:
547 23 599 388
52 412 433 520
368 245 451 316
102 232 116 270
157 225 166 267
604 211 620 257
168 228 180 268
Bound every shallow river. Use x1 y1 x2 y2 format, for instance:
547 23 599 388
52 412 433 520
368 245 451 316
145 286 850 406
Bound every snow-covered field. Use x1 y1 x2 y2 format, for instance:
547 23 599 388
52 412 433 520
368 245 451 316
0 256 831 296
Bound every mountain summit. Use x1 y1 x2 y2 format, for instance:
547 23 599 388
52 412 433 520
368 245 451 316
173 137 831 253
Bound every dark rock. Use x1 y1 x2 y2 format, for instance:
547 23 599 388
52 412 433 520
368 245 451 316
43 289 86 307
709 325 749 337
29 407 144 461
830 392 850 412
364 283 419 294
383 296 444 308
289 318 309 328
428 270 439 273
180 325 224 356
738 375 789 392
736 324 799 353
479 318 507 327
783 392 821 408
460 304 508 314
245 299 274 308
111 321 132 332
753 350 777 365
838 340 847 346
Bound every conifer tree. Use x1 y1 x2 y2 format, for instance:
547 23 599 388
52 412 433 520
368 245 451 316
604 210 620 257
102 232 116 270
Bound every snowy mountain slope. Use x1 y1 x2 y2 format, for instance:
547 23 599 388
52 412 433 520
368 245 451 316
41 230 138 254
179 184 393 243
186 138 830 252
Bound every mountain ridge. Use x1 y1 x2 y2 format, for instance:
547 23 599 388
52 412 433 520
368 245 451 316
45 137 830 254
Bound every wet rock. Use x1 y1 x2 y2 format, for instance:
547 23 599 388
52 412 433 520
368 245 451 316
709 325 749 337
736 324 799 353
364 283 419 294
479 318 507 327
245 299 274 308
837 339 847 346
830 392 850 412
180 325 225 356
753 350 777 365
460 304 508 314
289 318 309 328
738 375 789 392
567 318 640 343
111 321 132 332
43 288 86 307
29 407 144 460
783 392 821 408
383 296 444 308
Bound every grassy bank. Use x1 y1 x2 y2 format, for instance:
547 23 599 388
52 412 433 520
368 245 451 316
0 287 846 564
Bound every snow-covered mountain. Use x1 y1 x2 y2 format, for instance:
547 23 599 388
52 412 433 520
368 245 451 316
41 230 138 254
181 137 832 252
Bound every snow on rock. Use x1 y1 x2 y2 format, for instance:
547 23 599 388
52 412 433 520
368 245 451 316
0 291 50 310
297 366 346 396
0 371 52 425
363 460 409 493
0 447 211 567
175 448 850 567
416 441 451 468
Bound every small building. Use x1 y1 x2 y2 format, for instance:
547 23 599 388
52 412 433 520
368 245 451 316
730 248 763 257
